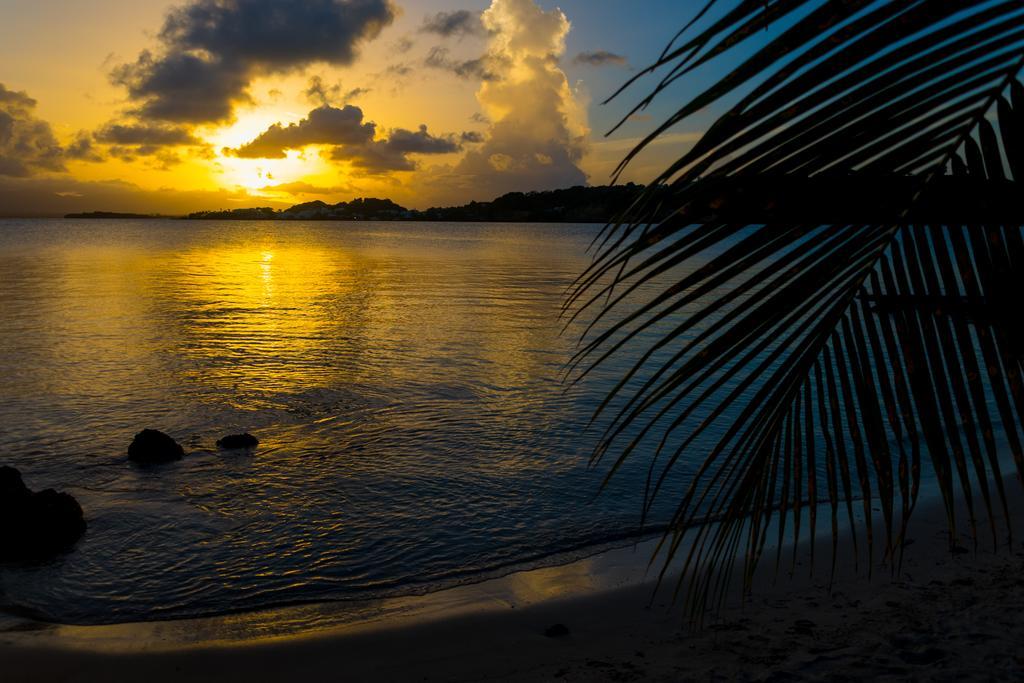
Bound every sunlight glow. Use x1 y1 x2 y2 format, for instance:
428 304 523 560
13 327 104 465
202 110 339 195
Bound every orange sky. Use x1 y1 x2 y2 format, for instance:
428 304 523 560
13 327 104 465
0 0 697 214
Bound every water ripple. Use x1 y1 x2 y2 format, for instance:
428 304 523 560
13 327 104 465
0 219 698 625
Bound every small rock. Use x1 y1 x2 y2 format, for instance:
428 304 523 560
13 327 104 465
545 623 570 638
0 466 86 561
216 433 259 450
128 429 184 463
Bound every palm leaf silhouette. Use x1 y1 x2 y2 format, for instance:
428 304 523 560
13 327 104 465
568 0 1024 615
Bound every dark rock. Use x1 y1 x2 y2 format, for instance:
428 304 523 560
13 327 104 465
216 433 259 450
128 429 184 463
0 467 86 561
545 623 570 638
0 466 30 502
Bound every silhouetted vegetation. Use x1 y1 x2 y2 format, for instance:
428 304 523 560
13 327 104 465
184 184 666 222
64 211 172 219
567 1 1024 617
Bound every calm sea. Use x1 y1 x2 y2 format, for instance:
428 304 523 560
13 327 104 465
0 218 709 624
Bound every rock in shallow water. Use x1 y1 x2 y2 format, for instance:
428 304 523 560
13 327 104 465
128 429 184 463
0 466 86 562
216 433 259 450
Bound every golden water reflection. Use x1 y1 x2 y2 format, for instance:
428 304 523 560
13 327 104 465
0 219 689 625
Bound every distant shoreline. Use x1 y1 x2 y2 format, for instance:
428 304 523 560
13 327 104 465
61 184 655 224
60 214 616 224
63 212 179 220
53 176 1024 224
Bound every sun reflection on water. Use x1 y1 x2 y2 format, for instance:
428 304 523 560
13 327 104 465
0 219 691 625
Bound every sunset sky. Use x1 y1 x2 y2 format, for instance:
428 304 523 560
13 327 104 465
0 0 699 215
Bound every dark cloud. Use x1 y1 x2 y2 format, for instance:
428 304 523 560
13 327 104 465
218 102 462 173
112 0 397 123
420 10 485 38
332 123 461 173
95 122 201 146
79 120 208 166
260 181 345 195
385 63 414 77
572 50 627 67
460 131 484 144
64 132 104 162
107 146 186 169
331 142 414 172
344 87 371 100
424 46 503 81
385 125 460 154
304 76 370 106
0 84 37 110
304 76 343 106
0 84 65 177
393 35 415 53
111 51 250 123
225 105 376 158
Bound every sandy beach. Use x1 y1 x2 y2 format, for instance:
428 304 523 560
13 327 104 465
3 480 1023 682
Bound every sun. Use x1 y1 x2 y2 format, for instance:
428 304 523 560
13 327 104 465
201 109 338 195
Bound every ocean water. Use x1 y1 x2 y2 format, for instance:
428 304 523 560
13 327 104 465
0 218 709 624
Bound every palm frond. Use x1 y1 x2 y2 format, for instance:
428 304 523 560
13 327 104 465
569 0 1024 616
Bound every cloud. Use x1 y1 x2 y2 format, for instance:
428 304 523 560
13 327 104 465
426 0 588 204
424 46 504 81
107 146 187 169
260 181 345 196
344 87 371 101
94 122 201 146
64 132 104 163
228 106 461 173
331 142 414 172
0 83 65 176
304 76 370 105
385 63 414 77
572 50 628 67
385 125 461 154
420 10 485 38
78 119 209 167
393 35 415 53
304 76 343 106
226 104 376 158
331 124 461 173
460 131 485 144
111 0 397 124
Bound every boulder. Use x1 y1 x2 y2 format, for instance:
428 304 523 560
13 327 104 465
216 433 259 450
128 429 184 463
0 466 86 562
0 466 30 502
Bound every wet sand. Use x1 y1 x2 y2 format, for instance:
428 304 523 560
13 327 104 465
3 482 1023 682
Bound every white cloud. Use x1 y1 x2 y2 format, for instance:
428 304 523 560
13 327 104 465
423 0 589 204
